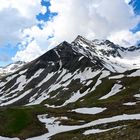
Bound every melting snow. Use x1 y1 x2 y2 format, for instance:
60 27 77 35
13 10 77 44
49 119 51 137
61 90 89 107
134 94 140 98
89 70 110 92
73 68 101 82
6 74 18 81
72 107 106 115
100 84 122 100
78 56 84 61
27 113 140 140
48 70 110 108
83 126 123 135
109 74 124 79
128 69 140 77
37 72 54 87
0 136 19 140
27 92 50 106
19 69 27 75
123 102 136 106
0 89 32 106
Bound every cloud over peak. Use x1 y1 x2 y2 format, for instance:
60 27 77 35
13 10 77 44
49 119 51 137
0 0 46 47
0 0 140 63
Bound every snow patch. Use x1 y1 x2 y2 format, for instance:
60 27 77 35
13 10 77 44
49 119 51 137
134 94 140 98
0 89 32 106
109 74 124 79
0 136 19 140
27 113 140 140
100 84 123 100
83 126 123 135
128 69 140 77
123 102 136 106
72 107 106 115
37 72 54 87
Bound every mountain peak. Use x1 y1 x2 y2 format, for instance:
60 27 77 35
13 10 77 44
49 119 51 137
74 35 86 40
73 35 90 44
73 35 117 49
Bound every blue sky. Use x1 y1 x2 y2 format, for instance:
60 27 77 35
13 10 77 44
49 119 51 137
0 0 57 66
131 0 140 33
0 45 18 66
0 0 49 66
0 0 140 66
37 0 57 22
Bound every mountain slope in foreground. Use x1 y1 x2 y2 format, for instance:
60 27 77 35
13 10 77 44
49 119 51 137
0 36 140 140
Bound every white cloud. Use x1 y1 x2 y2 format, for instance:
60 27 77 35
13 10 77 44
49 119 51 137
41 6 47 14
38 0 139 48
2 0 140 62
0 0 44 47
125 0 131 4
12 40 43 62
108 30 140 47
0 0 44 18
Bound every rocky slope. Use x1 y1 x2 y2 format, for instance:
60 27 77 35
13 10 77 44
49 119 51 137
0 36 140 140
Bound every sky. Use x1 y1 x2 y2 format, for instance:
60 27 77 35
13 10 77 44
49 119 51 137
0 0 140 66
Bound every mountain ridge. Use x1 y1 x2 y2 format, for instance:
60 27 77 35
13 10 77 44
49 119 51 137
0 61 25 77
1 36 140 106
0 36 140 140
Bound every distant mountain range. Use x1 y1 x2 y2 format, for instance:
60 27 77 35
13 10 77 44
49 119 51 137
0 36 140 140
0 61 25 77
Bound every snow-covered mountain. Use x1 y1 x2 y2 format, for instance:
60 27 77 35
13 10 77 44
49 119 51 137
1 35 140 106
73 35 140 72
0 61 25 77
0 36 140 140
